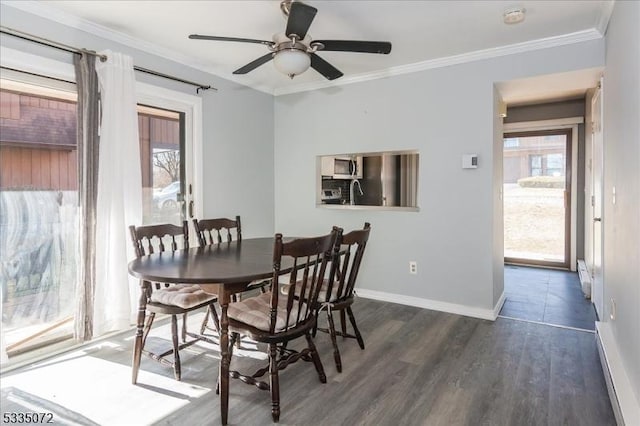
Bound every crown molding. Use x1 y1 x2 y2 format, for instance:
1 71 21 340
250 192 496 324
1 0 278 95
275 28 604 96
2 1 196 67
595 0 615 36
3 1 604 98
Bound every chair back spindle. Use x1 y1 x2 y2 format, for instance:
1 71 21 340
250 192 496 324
129 222 189 290
326 222 370 304
193 216 241 247
271 230 338 334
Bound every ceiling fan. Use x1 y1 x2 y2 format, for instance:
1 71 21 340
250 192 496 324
189 0 392 80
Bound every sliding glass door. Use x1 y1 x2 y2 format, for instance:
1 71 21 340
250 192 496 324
503 129 572 268
0 77 79 357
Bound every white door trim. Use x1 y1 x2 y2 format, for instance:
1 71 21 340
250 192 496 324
590 81 604 319
503 117 584 132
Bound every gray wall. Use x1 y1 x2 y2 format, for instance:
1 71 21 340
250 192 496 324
0 4 275 238
601 0 640 410
505 99 587 261
274 38 604 315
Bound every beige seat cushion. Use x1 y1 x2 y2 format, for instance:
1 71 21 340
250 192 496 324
280 279 340 303
150 284 216 309
227 291 306 332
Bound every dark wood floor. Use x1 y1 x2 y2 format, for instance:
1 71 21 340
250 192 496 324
1 298 615 425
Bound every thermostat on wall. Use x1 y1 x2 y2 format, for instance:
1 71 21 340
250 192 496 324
462 154 478 169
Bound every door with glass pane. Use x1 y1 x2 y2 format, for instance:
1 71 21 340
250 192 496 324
503 129 572 268
0 78 79 358
137 105 186 226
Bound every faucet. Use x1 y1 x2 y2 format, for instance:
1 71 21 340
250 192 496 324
349 178 363 205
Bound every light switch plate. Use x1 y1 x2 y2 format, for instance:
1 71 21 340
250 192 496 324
462 154 478 169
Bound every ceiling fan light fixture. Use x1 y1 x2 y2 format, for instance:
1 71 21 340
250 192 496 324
503 7 526 24
189 1 391 81
273 48 310 79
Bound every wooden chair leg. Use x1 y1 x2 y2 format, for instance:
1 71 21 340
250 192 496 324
171 315 182 381
279 341 289 357
326 310 342 373
346 307 365 350
132 321 146 384
305 332 327 384
133 311 157 383
216 332 238 395
142 312 155 346
199 308 209 334
132 297 149 385
201 304 221 334
181 313 188 342
312 308 321 338
229 332 239 355
268 343 280 422
211 305 221 332
340 310 347 337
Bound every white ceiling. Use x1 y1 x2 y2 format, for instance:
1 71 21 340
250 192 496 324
5 0 611 101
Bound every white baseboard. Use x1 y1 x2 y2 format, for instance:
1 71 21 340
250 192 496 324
356 288 506 321
596 321 640 425
493 291 507 319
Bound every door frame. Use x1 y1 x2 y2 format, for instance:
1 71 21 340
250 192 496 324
504 117 582 271
587 81 604 318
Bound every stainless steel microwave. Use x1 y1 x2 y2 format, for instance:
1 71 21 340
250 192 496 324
321 155 363 179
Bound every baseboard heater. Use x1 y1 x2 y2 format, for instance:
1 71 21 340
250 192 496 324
577 259 592 299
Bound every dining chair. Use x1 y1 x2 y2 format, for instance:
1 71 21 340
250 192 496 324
128 221 219 383
222 228 339 422
193 216 271 296
315 222 371 373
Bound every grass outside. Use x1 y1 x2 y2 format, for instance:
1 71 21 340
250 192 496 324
504 184 565 262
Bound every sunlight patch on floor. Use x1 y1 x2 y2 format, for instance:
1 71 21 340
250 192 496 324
1 350 211 425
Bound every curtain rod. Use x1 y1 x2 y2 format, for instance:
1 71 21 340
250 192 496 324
0 26 216 93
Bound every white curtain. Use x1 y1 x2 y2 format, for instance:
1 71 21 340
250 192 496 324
93 51 142 336
1 291 7 363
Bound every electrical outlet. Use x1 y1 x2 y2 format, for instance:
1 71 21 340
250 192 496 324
409 261 417 275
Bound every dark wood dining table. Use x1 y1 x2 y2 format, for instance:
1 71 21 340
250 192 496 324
128 236 294 425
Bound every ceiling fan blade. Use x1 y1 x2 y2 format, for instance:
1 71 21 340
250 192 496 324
285 2 317 39
189 34 274 47
313 40 392 54
310 53 343 80
233 53 274 75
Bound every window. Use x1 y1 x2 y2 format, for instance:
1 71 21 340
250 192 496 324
546 153 564 176
529 154 543 176
137 105 183 225
528 153 565 177
504 138 520 149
